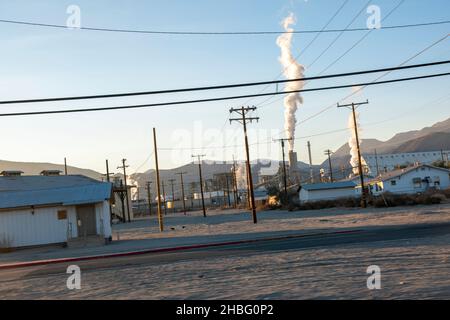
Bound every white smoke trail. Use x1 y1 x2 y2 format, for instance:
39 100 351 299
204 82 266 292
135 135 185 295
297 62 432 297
235 163 247 190
276 13 305 151
347 111 368 175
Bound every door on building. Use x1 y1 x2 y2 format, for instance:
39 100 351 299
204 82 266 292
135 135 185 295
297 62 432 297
76 204 97 237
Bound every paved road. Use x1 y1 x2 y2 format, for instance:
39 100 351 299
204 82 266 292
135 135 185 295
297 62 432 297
2 222 450 283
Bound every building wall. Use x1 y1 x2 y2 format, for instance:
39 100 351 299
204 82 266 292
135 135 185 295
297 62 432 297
300 187 356 203
364 150 449 174
0 201 111 248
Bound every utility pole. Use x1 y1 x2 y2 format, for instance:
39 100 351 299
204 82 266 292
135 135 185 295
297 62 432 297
117 159 131 222
274 137 292 203
229 106 259 224
105 160 112 182
161 180 167 216
225 174 231 207
374 149 380 176
192 154 207 217
337 100 369 208
231 156 238 207
307 141 314 183
176 172 187 215
324 149 334 182
145 181 152 216
169 178 176 214
153 128 164 232
64 157 68 175
105 159 114 224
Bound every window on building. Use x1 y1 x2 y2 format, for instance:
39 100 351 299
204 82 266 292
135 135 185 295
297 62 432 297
390 180 397 186
412 178 422 188
57 210 67 220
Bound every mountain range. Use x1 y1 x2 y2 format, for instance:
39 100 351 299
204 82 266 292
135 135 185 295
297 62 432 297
322 117 450 169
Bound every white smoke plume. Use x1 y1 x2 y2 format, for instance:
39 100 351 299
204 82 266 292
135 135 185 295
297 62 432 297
276 13 305 151
235 163 247 190
348 111 368 175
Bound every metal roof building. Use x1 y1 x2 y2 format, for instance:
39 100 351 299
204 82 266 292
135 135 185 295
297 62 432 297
0 175 113 248
299 181 357 203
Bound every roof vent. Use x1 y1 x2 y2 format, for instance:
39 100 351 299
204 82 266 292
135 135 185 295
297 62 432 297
0 170 24 177
40 170 62 176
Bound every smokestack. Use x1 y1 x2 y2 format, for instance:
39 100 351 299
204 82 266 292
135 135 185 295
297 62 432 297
276 13 305 151
288 151 299 183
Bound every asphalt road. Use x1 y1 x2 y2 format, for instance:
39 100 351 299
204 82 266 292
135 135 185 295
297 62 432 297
2 222 450 283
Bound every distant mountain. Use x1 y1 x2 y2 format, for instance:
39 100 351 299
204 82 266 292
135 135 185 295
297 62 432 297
392 132 450 153
322 117 450 169
0 159 102 180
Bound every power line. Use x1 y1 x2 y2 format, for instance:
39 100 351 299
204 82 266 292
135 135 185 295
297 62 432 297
1 60 449 105
318 0 406 76
256 0 404 109
241 0 351 107
266 34 450 140
1 18 449 35
1 72 448 117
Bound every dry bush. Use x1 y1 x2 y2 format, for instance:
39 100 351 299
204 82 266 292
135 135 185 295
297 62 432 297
378 191 446 207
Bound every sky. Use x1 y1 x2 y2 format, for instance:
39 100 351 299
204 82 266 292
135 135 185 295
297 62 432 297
0 0 449 174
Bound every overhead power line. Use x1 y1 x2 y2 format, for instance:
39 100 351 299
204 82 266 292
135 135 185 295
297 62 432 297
0 72 449 117
1 18 449 35
1 60 449 105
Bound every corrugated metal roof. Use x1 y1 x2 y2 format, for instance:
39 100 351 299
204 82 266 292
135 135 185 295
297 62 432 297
0 175 112 209
302 181 356 191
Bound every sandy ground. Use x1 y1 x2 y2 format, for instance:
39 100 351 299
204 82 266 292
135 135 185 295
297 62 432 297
1 203 450 264
1 233 449 299
113 203 450 241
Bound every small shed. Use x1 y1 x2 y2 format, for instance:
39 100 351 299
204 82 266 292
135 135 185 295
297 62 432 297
0 175 112 248
299 181 357 203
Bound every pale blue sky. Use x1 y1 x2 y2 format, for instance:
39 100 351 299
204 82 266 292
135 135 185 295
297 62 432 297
0 0 449 173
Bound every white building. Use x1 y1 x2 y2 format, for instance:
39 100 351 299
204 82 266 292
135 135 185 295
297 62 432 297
364 150 449 174
0 174 112 248
299 181 357 203
359 164 450 196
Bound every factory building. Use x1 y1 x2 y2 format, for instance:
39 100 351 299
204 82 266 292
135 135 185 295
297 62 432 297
364 150 450 175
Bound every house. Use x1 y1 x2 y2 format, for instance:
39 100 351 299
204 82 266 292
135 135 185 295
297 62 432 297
0 174 112 248
299 181 357 203
358 164 450 196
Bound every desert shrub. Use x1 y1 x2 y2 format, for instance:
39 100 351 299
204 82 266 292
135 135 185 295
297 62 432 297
379 191 446 207
440 188 450 199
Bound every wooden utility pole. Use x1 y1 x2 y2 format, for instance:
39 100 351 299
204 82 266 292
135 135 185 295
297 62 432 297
168 178 176 214
229 106 259 224
324 149 334 182
274 137 292 203
307 141 314 183
105 159 114 224
337 100 369 208
64 157 68 175
225 174 231 207
192 154 207 217
161 180 167 216
374 149 380 176
231 156 238 207
145 181 152 216
117 159 131 222
176 172 187 215
153 128 164 231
